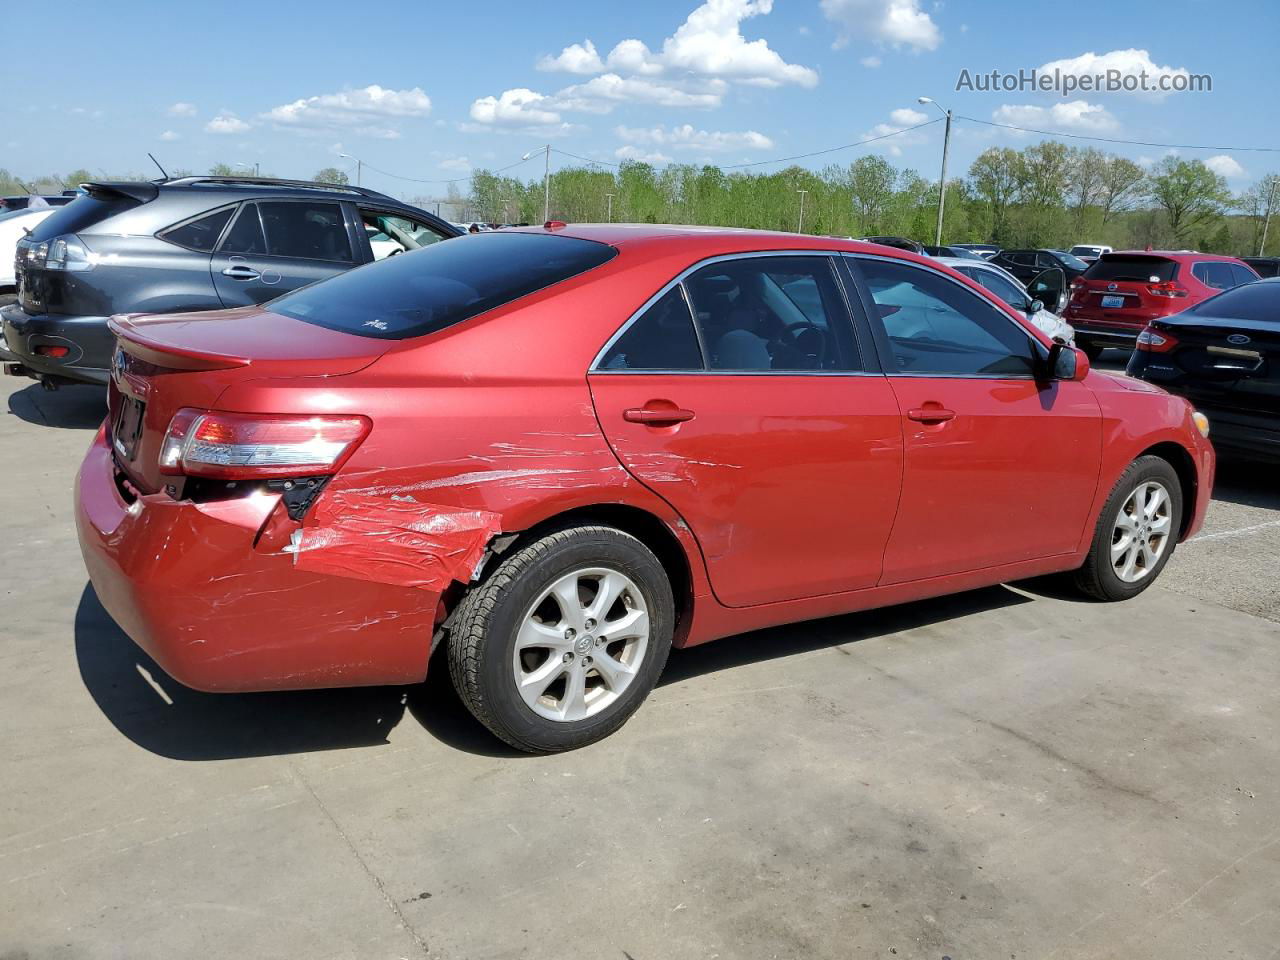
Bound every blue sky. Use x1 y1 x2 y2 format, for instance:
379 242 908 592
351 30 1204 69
3 0 1276 198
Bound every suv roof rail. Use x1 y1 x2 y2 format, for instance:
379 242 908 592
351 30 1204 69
164 175 396 202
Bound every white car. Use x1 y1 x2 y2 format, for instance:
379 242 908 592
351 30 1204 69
1069 243 1112 262
934 256 1075 344
0 207 55 289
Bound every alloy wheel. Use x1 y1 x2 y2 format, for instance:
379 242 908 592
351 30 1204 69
1111 480 1173 584
512 567 650 722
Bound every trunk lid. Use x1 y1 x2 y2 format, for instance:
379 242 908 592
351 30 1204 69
108 306 395 492
1147 315 1280 416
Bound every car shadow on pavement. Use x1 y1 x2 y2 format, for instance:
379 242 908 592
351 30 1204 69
7 382 106 430
75 583 410 760
658 585 1032 687
1211 457 1280 511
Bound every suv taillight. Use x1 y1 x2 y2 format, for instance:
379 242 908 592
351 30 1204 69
1135 327 1179 353
159 409 371 479
1146 281 1187 299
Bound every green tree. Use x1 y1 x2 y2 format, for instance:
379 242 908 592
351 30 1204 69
313 167 349 185
209 162 235 176
968 147 1022 242
1148 158 1232 243
847 156 897 235
1098 156 1146 224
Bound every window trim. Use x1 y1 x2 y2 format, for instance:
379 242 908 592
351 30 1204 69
589 249 872 376
843 252 1049 381
155 202 238 253
215 198 358 264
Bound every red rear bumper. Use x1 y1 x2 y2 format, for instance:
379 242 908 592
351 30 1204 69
75 428 439 692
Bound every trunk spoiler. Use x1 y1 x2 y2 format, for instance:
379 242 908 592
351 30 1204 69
79 181 160 204
109 315 251 371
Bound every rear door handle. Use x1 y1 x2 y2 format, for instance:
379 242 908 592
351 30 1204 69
623 406 696 425
222 265 261 281
907 406 956 424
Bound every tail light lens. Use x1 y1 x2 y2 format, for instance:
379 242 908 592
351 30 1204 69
159 409 371 479
1146 281 1187 299
1069 278 1087 302
44 235 95 272
1136 327 1179 353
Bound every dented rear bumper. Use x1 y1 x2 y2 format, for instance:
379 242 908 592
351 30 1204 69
75 427 497 692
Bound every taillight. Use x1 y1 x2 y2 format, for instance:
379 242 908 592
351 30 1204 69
1136 327 1179 353
1146 281 1187 299
159 409 371 479
1069 278 1087 301
34 345 70 357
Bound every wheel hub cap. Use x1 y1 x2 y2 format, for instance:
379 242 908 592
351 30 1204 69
1111 480 1172 584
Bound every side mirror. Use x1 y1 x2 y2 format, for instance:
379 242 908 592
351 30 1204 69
1047 341 1089 382
1027 299 1044 315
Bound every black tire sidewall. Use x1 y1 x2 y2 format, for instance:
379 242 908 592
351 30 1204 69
475 530 674 751
1090 457 1183 600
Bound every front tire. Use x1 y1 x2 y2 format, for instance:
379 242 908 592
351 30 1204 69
1073 455 1182 601
447 525 674 753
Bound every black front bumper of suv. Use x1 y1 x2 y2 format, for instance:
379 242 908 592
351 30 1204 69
0 303 113 385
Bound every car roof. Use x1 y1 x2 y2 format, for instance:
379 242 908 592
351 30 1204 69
1106 250 1246 262
506 223 942 260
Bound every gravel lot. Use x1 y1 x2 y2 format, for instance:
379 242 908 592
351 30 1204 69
2 367 1277 960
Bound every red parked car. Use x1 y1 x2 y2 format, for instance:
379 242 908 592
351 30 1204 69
1065 250 1260 359
77 226 1215 752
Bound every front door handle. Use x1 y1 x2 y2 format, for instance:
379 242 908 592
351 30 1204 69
907 406 956 424
222 264 261 281
623 405 696 425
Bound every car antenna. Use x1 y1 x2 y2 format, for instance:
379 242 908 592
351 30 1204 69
148 152 170 180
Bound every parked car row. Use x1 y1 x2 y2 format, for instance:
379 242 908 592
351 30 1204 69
1 176 460 386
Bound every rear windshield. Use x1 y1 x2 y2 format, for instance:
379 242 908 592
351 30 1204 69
1187 282 1279 324
1085 254 1177 283
27 193 141 241
272 232 617 339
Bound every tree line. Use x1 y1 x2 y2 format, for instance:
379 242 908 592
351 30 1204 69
5 145 1277 256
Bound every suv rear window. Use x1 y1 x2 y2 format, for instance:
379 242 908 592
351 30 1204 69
1084 254 1177 283
26 193 141 242
272 232 617 339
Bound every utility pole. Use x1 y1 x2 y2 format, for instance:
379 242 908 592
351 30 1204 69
522 145 552 222
1259 175 1279 256
918 97 952 246
796 189 808 233
606 192 615 222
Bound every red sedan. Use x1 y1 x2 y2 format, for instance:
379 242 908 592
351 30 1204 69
77 225 1215 752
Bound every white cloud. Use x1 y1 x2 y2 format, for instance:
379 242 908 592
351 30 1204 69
821 0 941 52
992 100 1118 133
438 155 472 173
615 145 675 165
860 105 933 155
167 102 196 117
538 39 605 74
261 85 431 139
542 0 817 88
558 74 724 110
616 123 774 151
205 113 251 134
159 130 182 142
468 88 568 132
1038 49 1193 100
860 55 882 68
1205 154 1245 179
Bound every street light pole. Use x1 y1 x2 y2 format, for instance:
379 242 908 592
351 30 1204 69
338 153 362 187
606 192 615 222
796 189 808 233
918 97 952 247
1258 175 1279 256
522 145 552 223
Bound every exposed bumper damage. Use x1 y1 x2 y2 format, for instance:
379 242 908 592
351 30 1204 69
75 428 501 692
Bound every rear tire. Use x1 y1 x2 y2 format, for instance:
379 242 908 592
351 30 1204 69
1073 455 1182 601
447 525 674 753
1079 339 1104 361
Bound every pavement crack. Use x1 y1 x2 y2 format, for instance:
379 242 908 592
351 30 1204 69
290 763 433 958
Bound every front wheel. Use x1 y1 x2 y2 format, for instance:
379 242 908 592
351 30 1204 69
1073 455 1182 601
447 525 674 753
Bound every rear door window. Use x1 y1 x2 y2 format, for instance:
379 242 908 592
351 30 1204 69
599 286 703 370
272 232 616 339
258 201 352 262
159 206 234 252
1085 255 1178 283
358 209 450 261
1192 261 1237 290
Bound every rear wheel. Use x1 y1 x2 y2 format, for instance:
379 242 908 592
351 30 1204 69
1078 339 1104 361
447 525 674 753
1074 456 1182 601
